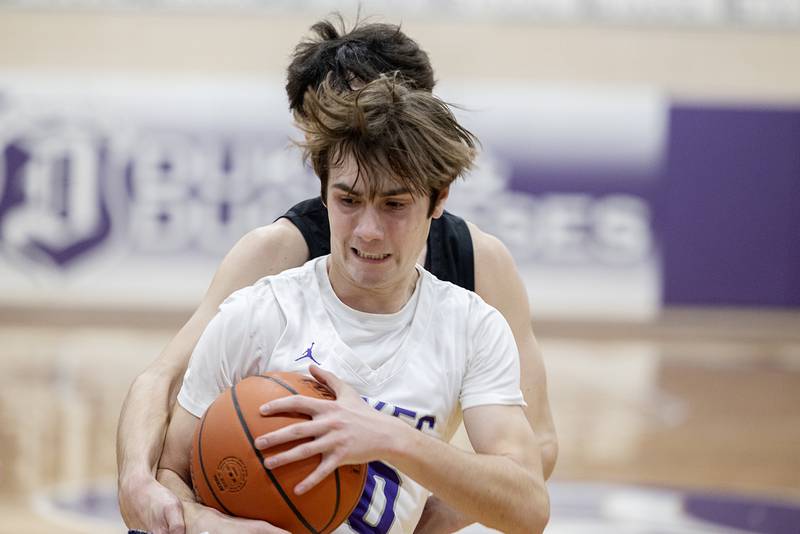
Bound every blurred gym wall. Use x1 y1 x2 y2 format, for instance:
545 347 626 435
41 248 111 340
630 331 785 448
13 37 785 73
1 1 799 321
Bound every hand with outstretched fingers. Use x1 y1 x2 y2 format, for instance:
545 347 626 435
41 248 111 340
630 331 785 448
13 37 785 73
254 365 404 495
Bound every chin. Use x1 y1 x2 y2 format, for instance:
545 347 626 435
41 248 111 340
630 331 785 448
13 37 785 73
349 271 387 289
345 263 393 287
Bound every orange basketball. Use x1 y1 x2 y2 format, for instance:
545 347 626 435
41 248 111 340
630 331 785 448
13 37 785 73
190 372 367 533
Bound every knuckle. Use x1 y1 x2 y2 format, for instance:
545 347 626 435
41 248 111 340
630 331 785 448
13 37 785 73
329 418 345 431
334 433 349 448
320 459 335 473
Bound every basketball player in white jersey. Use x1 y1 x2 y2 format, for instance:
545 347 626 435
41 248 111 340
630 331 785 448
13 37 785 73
118 18 557 534
156 77 549 534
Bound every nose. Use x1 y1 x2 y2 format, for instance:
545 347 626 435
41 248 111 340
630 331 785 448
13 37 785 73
353 205 384 242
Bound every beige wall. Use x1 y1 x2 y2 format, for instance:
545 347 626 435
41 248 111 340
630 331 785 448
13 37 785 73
1 9 800 103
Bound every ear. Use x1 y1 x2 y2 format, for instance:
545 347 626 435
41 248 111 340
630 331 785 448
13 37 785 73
431 186 450 219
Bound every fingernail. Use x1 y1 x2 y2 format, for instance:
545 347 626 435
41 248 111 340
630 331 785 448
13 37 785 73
260 404 270 414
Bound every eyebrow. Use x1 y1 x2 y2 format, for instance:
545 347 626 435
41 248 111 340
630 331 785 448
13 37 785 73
331 183 412 197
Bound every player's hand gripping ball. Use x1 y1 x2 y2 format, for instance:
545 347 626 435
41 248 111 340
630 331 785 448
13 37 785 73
190 372 367 533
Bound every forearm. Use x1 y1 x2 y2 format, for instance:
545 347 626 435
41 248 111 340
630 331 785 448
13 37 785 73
157 466 208 527
254 369 548 532
415 446 554 534
117 306 211 485
387 424 548 534
539 434 558 480
521 393 558 480
117 362 181 483
155 403 211 530
116 358 188 528
519 335 558 480
157 466 197 504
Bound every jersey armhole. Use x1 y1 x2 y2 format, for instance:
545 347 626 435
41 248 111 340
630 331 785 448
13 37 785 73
277 197 331 259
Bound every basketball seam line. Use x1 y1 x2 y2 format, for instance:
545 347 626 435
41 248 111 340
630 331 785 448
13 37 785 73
258 375 343 532
318 469 342 532
258 374 299 394
196 409 237 517
232 380 321 534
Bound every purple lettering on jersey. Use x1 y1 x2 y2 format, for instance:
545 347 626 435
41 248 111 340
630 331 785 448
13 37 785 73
392 406 417 423
348 461 402 534
364 397 436 432
416 416 435 431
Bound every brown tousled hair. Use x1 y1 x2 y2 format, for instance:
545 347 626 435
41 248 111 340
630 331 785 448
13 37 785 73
286 15 435 116
298 74 478 216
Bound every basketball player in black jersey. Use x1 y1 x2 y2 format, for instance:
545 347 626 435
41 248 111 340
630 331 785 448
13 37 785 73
117 17 557 534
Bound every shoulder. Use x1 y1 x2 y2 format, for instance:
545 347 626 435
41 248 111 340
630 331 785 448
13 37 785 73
186 216 309 331
218 277 278 319
278 197 331 259
249 255 319 290
213 264 303 344
211 218 309 292
467 221 524 294
432 212 516 291
422 267 498 321
236 218 309 266
239 256 323 316
221 253 319 306
467 222 516 277
465 221 532 332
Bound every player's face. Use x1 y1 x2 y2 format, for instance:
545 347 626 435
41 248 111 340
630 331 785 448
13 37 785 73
326 155 446 312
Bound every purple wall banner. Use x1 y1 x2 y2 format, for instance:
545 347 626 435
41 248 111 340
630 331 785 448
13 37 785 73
6 78 797 312
661 105 800 307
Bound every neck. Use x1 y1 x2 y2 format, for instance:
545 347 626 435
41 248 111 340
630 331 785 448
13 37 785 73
326 259 419 314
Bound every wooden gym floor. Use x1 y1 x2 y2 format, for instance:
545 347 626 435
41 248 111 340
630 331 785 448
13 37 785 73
0 306 798 533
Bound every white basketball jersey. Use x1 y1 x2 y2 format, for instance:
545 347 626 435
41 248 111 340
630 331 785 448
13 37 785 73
179 256 524 534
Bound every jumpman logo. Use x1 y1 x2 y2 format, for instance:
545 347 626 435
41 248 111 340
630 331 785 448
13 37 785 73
295 342 321 365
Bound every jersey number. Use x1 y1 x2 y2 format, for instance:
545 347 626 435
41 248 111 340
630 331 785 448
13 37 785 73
347 461 401 534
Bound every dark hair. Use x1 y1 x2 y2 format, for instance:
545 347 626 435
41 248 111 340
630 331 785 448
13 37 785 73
298 75 477 216
286 15 436 117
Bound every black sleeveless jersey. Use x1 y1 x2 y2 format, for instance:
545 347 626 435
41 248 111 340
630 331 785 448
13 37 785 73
280 197 475 291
